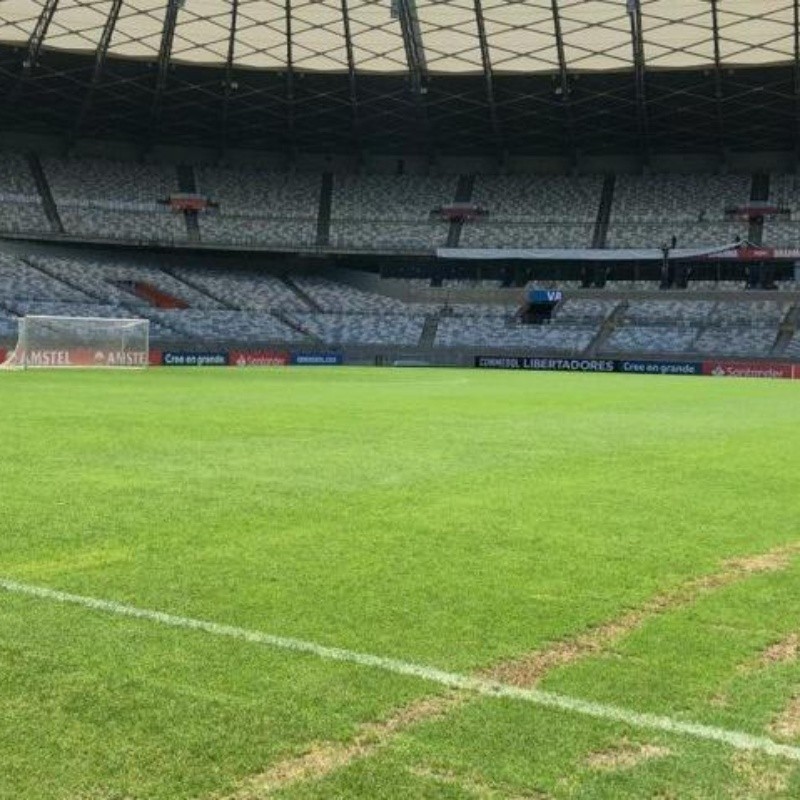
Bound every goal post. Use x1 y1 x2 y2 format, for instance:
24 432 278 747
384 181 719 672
1 315 150 369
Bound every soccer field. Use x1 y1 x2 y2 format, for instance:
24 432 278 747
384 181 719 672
1 367 800 799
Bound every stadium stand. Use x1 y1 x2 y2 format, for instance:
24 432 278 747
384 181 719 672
2 154 798 255
0 153 37 196
607 174 751 248
25 255 153 308
552 299 619 323
43 157 177 204
0 309 17 338
329 174 454 249
435 317 596 351
623 300 716 324
26 256 223 310
764 174 800 246
0 245 796 360
462 175 602 249
447 304 519 318
0 153 49 234
0 254 87 302
289 312 426 346
602 326 699 355
290 275 411 313
42 157 186 242
710 300 788 326
149 310 305 344
57 208 186 242
602 298 788 356
12 300 145 321
169 268 309 312
196 168 319 247
785 332 800 358
693 326 777 357
0 202 51 234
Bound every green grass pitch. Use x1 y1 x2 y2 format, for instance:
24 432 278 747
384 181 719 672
1 367 800 799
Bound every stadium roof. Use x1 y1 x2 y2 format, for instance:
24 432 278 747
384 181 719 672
2 0 797 73
1 0 799 155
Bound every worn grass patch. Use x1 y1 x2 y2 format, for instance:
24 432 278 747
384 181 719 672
771 696 800 741
585 740 672 772
223 692 467 799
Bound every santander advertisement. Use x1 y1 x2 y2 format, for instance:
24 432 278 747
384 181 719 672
702 361 795 380
229 350 289 367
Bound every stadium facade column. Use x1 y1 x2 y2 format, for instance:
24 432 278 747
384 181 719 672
150 0 181 130
550 0 577 164
709 0 728 159
340 0 362 150
72 0 124 140
794 0 800 160
396 0 431 154
285 0 297 159
7 0 59 106
473 0 504 155
220 0 239 155
628 0 650 165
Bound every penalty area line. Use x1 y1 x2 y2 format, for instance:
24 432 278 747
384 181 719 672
2 575 800 763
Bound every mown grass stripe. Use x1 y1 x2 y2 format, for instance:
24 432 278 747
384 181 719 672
3 576 800 763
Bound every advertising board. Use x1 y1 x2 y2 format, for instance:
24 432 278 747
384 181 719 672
291 353 343 366
475 356 616 372
230 350 290 367
20 348 149 367
617 360 702 376
162 351 228 366
702 361 794 379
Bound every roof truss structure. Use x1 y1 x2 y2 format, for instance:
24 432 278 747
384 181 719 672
72 0 124 138
0 1 796 156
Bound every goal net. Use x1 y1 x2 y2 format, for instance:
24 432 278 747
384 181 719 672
1 315 150 369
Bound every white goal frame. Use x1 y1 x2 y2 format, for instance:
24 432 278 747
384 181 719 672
1 315 150 370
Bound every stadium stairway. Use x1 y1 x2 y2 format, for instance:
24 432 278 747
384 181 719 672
161 268 238 310
316 172 333 247
446 174 475 248
592 175 615 249
129 282 188 309
26 154 63 234
281 275 323 311
24 257 107 305
585 300 627 356
418 314 440 348
177 165 201 243
749 173 769 245
771 301 800 356
184 213 201 243
272 309 323 344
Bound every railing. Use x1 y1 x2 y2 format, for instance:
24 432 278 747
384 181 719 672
1 211 799 255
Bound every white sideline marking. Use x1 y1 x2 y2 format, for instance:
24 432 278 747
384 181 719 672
3 576 800 762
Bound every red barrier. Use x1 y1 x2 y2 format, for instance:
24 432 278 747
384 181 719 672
229 350 289 367
703 360 794 379
131 282 189 309
148 349 162 366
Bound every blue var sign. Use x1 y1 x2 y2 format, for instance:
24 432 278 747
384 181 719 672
528 289 563 303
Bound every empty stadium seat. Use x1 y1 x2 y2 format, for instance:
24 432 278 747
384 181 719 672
462 175 602 249
607 174 750 248
329 174 453 250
